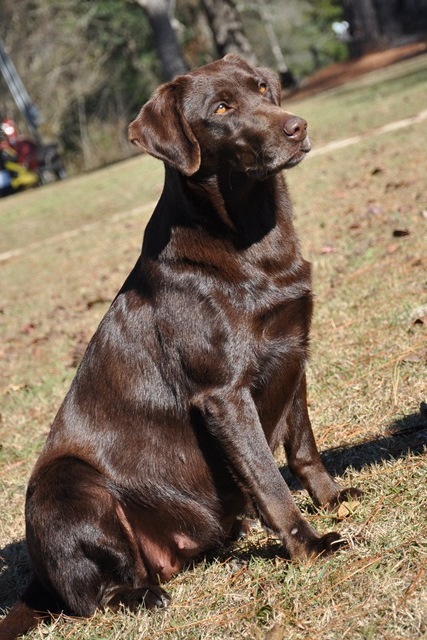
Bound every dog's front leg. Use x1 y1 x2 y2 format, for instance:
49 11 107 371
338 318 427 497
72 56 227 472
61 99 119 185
283 375 363 509
191 386 343 560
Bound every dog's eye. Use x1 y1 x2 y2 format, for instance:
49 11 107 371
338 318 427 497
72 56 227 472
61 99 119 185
215 103 228 114
259 83 267 94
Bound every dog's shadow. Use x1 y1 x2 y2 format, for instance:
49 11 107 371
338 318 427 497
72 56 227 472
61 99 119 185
1 406 426 613
281 403 427 490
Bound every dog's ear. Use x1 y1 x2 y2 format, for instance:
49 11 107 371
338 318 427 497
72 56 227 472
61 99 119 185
256 67 282 106
128 80 201 176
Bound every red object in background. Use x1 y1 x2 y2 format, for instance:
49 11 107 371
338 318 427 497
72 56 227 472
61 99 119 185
1 118 39 171
1 117 66 192
13 138 39 171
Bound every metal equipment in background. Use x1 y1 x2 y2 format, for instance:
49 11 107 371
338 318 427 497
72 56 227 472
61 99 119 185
0 36 66 195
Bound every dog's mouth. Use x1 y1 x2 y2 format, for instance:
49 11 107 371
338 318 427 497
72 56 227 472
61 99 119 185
282 139 311 168
245 140 311 179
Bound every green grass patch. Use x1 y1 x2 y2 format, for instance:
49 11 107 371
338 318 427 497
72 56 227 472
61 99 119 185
0 154 163 253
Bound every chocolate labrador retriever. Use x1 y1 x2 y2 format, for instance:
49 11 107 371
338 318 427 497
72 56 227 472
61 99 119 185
0 54 360 639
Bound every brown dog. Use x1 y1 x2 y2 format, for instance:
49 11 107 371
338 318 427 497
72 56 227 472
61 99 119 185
0 55 360 639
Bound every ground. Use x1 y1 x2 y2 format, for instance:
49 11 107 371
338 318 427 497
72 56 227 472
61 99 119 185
286 39 427 100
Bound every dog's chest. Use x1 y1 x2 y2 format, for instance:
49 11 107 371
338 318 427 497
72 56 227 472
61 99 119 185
207 270 310 382
252 291 310 368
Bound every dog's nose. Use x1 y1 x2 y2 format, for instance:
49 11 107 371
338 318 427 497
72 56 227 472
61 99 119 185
283 116 307 142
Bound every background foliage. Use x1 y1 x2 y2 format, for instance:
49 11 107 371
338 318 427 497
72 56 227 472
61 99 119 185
0 0 345 173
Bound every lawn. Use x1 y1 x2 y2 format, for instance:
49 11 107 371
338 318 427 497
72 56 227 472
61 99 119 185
0 54 426 639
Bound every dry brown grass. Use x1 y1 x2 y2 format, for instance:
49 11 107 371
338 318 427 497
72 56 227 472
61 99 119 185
1 54 426 639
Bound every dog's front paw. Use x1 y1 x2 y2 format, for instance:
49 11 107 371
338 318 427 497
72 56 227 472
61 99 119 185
285 520 346 561
310 531 346 556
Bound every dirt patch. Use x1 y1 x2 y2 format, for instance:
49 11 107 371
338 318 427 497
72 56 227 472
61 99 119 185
286 39 427 101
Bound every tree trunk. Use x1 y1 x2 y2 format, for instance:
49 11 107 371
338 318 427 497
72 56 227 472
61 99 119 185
133 0 188 80
342 0 383 57
374 0 405 41
201 0 257 65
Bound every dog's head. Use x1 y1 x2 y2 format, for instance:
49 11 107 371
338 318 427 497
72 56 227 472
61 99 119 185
129 55 310 179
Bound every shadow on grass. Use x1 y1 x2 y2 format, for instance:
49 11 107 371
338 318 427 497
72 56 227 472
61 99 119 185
282 403 427 489
1 406 426 613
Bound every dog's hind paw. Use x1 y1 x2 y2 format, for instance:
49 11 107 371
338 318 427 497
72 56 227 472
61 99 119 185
104 585 172 611
142 586 172 610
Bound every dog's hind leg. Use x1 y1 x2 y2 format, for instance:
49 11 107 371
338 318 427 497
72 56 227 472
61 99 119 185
25 456 171 618
283 374 362 509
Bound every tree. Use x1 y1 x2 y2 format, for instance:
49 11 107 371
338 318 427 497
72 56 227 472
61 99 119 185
0 0 160 171
201 0 257 65
371 0 427 45
132 0 188 79
342 0 427 57
342 0 382 56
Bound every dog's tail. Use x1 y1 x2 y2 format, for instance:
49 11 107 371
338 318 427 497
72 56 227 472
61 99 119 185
0 578 56 640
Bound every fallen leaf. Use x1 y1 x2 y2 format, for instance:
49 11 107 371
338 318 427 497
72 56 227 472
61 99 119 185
402 350 427 363
385 180 410 191
20 323 36 334
366 205 382 215
264 623 285 640
86 296 110 309
392 229 410 237
386 243 398 254
3 383 28 395
336 499 361 519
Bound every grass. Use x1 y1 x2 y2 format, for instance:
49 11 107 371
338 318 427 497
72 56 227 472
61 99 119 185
0 154 164 253
1 54 426 639
286 55 427 146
